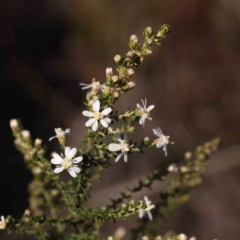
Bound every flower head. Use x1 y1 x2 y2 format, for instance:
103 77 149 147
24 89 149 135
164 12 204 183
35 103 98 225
139 196 155 220
49 128 70 145
80 79 104 95
153 127 173 156
82 100 112 132
108 132 130 162
51 147 83 178
0 216 6 230
137 98 154 126
106 67 113 77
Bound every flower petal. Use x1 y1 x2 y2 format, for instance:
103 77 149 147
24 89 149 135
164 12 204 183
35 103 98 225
85 118 96 127
72 156 83 163
139 116 145 125
163 145 168 156
64 128 71 134
108 143 121 152
51 153 63 164
101 107 112 116
156 141 164 149
115 133 123 142
144 196 149 201
115 152 123 162
139 209 145 218
1 216 4 222
67 148 77 159
147 211 153 221
92 120 98 131
92 100 100 112
72 166 81 173
82 111 94 117
104 117 111 123
153 128 161 137
137 104 143 111
49 136 57 141
100 119 108 128
68 168 77 178
65 147 70 157
147 105 154 111
81 85 92 90
124 153 128 162
54 166 64 174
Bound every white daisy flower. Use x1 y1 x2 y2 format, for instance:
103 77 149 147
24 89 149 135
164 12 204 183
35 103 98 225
137 98 154 126
108 132 130 162
153 127 173 156
0 216 6 229
51 147 83 178
49 128 70 144
79 80 104 94
82 100 112 132
139 196 155 220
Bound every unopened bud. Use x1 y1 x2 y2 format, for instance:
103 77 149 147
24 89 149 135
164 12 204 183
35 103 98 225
114 227 126 240
189 237 196 240
130 34 138 44
10 119 19 132
114 55 121 63
34 138 42 147
112 75 119 82
126 51 134 58
178 233 187 240
128 69 134 76
155 236 162 240
24 209 31 216
32 167 41 175
147 39 153 44
106 68 113 77
143 136 150 144
113 92 119 98
127 81 135 89
168 163 178 173
142 236 149 240
146 26 152 35
184 151 192 159
108 127 115 135
180 166 189 173
21 130 31 141
107 237 113 240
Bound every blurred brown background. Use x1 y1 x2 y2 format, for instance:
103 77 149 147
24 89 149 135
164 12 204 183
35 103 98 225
0 0 240 239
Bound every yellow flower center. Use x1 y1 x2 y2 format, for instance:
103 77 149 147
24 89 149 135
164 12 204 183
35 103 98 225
94 111 103 120
120 140 129 152
61 158 73 170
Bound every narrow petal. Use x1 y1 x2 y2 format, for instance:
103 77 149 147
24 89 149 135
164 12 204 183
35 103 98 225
124 153 128 162
144 196 149 201
115 133 123 142
147 105 154 111
72 156 83 163
123 132 128 141
68 148 77 159
108 143 121 152
139 116 145 125
139 209 145 218
52 153 63 164
115 153 123 162
85 118 96 127
72 166 81 173
49 136 57 141
64 128 71 134
100 119 108 128
163 145 168 156
81 85 92 90
147 212 153 220
142 118 146 127
1 216 4 222
137 104 143 111
82 111 94 117
101 107 112 116
157 127 163 135
92 100 100 112
65 147 70 157
145 98 147 108
68 168 77 178
141 99 145 108
54 166 64 174
92 120 98 131
54 128 59 134
153 128 161 137
156 141 164 149
103 117 111 123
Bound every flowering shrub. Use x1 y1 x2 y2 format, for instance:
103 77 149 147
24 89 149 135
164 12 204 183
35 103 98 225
2 24 220 240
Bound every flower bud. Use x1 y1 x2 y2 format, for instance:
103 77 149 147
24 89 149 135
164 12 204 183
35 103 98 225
106 68 113 77
146 26 152 35
142 236 149 240
107 237 113 240
184 151 192 159
24 209 31 216
10 119 19 132
113 91 119 98
114 55 121 63
168 163 178 172
114 227 126 240
34 138 42 147
178 233 187 240
112 75 119 82
155 236 162 240
21 130 31 141
128 69 134 76
127 81 135 89
126 51 134 58
180 166 189 173
130 34 138 44
189 237 196 240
